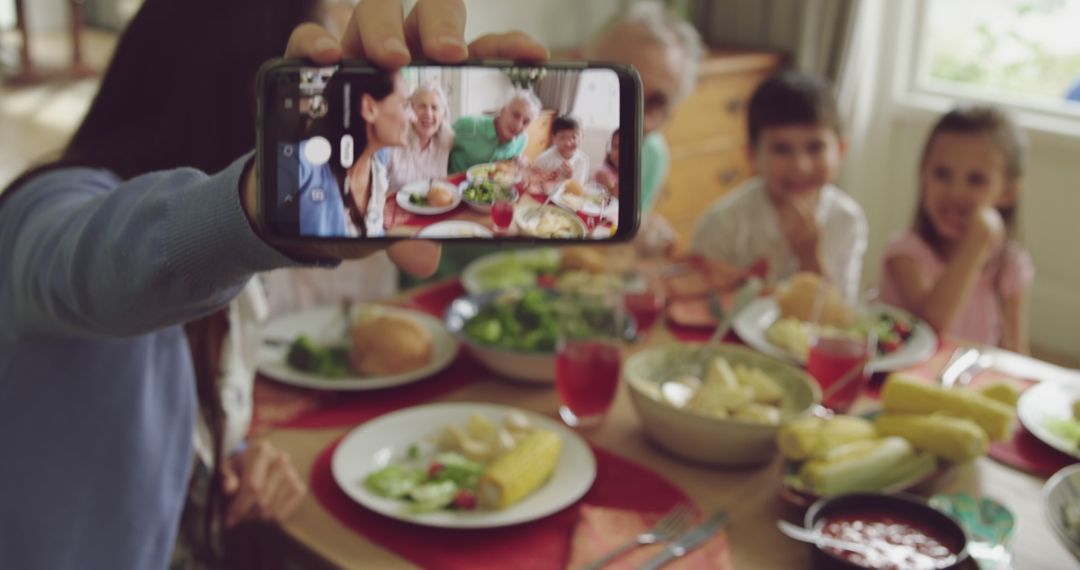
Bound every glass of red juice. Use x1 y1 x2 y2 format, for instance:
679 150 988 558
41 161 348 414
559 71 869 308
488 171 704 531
806 323 874 412
622 274 665 340
555 292 629 427
490 190 515 233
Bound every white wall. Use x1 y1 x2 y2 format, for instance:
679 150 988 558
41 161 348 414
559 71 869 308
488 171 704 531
842 1 1080 359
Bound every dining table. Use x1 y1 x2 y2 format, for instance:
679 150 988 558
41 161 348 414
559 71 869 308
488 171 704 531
252 248 1078 570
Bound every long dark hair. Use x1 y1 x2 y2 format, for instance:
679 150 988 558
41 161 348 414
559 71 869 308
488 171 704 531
3 0 320 557
913 105 1027 255
317 69 397 235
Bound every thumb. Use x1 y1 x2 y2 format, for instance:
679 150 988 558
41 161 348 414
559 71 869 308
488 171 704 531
220 462 240 495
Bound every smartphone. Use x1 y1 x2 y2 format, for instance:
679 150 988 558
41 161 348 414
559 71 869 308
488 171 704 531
256 58 641 244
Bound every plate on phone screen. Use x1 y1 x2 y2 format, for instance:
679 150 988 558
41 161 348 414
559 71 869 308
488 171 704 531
415 221 494 239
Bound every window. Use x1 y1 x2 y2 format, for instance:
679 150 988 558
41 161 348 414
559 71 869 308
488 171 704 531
913 0 1080 119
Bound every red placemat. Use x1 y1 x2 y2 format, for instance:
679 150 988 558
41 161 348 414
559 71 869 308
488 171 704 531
384 198 470 230
309 437 699 570
250 281 473 435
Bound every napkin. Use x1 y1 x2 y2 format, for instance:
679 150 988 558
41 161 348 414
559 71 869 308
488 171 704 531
566 505 733 570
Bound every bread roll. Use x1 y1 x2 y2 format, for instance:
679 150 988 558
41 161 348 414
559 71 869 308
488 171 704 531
559 247 605 273
563 179 585 196
349 314 433 375
427 185 453 207
774 272 853 328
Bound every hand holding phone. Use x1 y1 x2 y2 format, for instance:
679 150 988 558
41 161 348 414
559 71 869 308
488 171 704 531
256 59 641 246
243 0 549 269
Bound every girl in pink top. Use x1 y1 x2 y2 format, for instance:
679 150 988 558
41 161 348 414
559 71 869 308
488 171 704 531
879 106 1034 352
594 129 620 196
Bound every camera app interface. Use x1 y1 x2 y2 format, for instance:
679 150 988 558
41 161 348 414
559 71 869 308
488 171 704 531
273 65 623 240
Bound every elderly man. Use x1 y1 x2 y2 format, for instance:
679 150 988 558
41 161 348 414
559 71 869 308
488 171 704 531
449 89 541 173
587 1 702 252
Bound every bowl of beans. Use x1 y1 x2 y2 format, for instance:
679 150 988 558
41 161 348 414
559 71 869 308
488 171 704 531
804 493 970 570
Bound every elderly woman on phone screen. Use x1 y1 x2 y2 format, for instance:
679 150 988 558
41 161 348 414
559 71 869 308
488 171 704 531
385 82 455 193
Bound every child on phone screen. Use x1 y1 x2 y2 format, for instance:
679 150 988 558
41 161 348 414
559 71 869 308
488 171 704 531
529 115 590 194
690 70 867 301
878 106 1033 353
593 129 620 196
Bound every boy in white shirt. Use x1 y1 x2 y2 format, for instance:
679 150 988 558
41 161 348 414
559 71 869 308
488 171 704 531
530 115 590 194
691 71 867 301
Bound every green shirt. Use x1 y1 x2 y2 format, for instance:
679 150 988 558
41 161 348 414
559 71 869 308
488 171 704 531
641 132 670 213
448 115 528 173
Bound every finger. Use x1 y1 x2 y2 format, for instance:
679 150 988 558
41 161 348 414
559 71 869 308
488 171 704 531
258 459 291 521
403 0 468 62
340 0 410 68
468 31 549 61
220 462 240 495
284 23 342 63
225 445 275 527
268 462 307 523
386 241 441 278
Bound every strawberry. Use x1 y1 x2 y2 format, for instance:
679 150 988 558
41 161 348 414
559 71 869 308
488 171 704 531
427 462 443 478
453 489 477 510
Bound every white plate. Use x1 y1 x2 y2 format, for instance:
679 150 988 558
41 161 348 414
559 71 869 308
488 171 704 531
331 402 597 528
257 304 458 390
514 205 587 239
732 297 938 373
395 180 461 215
416 220 494 239
460 248 562 296
1019 381 1080 460
550 181 617 218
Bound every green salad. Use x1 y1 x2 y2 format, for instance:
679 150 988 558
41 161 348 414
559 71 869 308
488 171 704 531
286 335 350 377
365 449 485 513
463 179 509 204
408 193 429 206
463 289 622 352
471 250 559 291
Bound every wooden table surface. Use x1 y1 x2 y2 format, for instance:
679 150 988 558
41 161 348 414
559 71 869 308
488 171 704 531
263 315 1077 569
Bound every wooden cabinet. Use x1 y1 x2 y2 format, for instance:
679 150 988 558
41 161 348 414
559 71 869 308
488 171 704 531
524 110 556 162
655 50 784 253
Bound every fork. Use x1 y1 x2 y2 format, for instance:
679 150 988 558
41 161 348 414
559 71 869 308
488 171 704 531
580 503 694 570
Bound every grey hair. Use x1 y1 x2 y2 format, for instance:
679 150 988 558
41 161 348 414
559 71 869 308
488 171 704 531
503 88 542 117
589 0 704 104
409 80 453 143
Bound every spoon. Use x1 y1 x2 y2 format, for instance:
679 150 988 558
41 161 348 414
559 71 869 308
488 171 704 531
776 520 874 556
710 277 763 344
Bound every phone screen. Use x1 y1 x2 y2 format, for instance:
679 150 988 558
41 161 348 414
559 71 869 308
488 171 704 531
259 61 639 242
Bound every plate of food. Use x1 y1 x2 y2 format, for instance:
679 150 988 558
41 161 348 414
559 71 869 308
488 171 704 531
332 402 596 528
257 304 458 390
460 247 626 296
396 179 462 215
732 274 937 373
514 205 587 239
1018 380 1080 460
466 161 522 186
778 374 1006 507
416 220 494 239
550 179 616 218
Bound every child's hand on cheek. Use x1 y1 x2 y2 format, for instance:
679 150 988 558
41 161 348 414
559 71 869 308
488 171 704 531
964 206 1005 251
559 162 574 179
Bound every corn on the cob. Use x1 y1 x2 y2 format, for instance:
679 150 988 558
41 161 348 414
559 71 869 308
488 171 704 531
976 382 1020 408
881 374 1015 441
874 413 988 463
776 415 876 461
799 436 936 496
477 430 562 509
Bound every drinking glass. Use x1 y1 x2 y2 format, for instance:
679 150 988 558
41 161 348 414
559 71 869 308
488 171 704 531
622 270 666 341
555 291 630 428
805 299 877 413
490 189 515 234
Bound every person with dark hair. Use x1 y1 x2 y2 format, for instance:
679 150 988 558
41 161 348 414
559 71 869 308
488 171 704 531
593 128 621 196
0 0 547 567
529 115 589 193
691 70 868 301
296 69 412 237
878 105 1032 352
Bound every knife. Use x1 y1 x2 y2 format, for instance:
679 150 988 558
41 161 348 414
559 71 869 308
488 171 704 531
638 511 729 570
